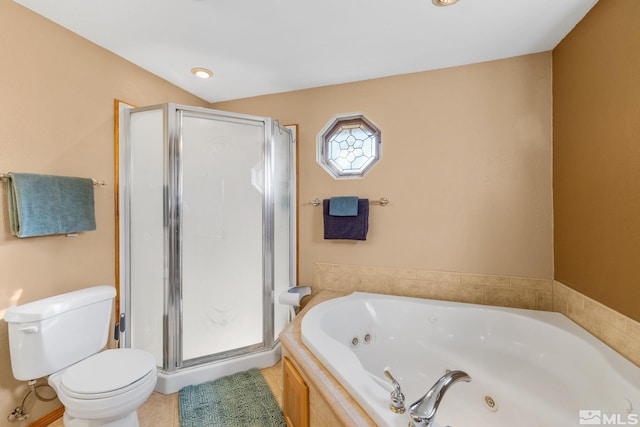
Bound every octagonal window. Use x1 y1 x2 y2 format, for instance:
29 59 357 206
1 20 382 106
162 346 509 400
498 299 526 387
317 113 381 179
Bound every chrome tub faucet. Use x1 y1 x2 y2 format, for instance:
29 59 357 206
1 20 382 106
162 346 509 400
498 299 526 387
409 370 471 427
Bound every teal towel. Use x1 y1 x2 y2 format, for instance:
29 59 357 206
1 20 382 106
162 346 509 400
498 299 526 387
7 172 96 238
329 196 359 216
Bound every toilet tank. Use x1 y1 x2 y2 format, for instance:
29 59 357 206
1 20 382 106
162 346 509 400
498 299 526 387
4 286 116 381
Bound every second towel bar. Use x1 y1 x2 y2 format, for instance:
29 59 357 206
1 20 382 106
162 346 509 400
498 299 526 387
310 197 389 207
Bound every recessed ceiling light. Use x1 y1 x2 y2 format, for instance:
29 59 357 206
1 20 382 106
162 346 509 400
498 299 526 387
191 67 213 79
432 0 459 5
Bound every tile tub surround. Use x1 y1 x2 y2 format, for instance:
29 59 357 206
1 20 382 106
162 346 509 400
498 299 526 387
313 262 553 310
553 281 640 367
312 262 640 367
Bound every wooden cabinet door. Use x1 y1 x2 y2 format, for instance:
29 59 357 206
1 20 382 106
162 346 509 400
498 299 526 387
283 356 309 427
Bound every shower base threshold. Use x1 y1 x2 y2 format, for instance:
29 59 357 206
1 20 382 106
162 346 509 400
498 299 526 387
154 343 281 394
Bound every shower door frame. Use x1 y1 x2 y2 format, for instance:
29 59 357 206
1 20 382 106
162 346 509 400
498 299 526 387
120 103 296 374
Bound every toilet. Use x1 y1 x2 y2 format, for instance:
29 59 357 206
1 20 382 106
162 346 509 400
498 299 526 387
4 286 157 427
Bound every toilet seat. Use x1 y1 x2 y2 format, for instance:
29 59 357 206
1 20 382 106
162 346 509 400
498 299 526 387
59 349 156 399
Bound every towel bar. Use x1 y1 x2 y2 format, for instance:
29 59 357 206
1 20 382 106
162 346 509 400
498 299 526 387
310 197 389 207
0 173 106 187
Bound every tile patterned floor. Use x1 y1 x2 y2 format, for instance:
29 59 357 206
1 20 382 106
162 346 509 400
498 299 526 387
48 361 284 427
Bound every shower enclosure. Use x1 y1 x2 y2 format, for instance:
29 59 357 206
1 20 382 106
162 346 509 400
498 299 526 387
119 103 295 394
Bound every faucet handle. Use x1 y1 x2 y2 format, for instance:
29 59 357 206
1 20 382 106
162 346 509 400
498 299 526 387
383 367 406 414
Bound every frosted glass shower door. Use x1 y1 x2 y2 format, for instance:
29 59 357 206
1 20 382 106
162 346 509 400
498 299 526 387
180 112 265 362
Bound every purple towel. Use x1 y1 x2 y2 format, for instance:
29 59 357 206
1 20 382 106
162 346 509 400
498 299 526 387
323 199 369 240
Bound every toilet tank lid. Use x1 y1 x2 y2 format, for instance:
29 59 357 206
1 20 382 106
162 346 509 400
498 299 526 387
4 286 116 323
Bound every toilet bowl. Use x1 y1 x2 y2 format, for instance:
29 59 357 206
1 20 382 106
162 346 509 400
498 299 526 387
4 286 158 427
49 349 157 426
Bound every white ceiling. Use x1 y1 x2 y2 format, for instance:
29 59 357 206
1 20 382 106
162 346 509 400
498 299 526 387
15 0 598 103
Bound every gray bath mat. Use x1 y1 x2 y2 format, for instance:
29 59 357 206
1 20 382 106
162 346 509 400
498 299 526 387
179 369 286 427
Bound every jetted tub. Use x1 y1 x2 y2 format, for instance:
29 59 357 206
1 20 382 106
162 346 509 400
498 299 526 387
301 292 640 427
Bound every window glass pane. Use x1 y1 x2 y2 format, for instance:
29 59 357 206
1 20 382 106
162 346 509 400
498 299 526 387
316 113 381 179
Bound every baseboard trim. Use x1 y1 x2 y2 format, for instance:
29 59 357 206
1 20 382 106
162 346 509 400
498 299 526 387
29 406 64 427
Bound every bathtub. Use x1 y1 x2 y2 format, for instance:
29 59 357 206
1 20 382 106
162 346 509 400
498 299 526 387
301 292 640 427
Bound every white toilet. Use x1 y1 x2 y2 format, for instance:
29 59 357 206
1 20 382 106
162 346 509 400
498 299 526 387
4 286 157 427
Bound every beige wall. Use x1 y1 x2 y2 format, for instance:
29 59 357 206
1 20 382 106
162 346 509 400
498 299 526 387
553 0 640 322
213 52 554 287
0 1 207 423
2 0 636 422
